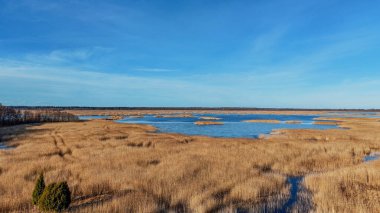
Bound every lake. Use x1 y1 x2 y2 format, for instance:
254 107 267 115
116 114 337 138
79 115 110 120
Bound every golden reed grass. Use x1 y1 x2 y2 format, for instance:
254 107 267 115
0 114 379 212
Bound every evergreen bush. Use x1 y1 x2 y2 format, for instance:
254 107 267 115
32 173 45 205
38 182 71 212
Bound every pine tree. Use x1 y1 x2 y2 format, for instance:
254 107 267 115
38 183 57 211
54 181 71 210
32 173 45 205
38 181 71 212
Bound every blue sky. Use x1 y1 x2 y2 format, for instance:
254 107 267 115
0 0 380 108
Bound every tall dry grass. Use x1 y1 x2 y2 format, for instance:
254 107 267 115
305 160 380 213
0 116 379 212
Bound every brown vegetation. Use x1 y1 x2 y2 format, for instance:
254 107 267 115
313 121 342 126
194 121 224 125
127 115 144 118
106 115 125 120
304 161 380 213
285 120 302 124
199 116 221 120
243 119 281 123
1 116 380 212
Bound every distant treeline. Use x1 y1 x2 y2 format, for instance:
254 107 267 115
0 105 79 126
10 106 380 112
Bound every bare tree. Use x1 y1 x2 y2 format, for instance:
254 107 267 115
0 105 78 127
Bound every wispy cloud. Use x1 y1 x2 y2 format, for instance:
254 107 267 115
24 47 112 64
1 53 379 108
26 49 92 63
0 58 235 106
1 24 379 108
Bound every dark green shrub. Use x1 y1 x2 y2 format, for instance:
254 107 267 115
38 182 71 212
32 173 45 205
38 183 57 211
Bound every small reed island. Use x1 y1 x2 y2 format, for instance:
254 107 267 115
194 121 224 125
314 121 341 125
285 120 302 124
128 115 144 118
199 116 221 120
313 118 342 126
243 119 281 123
106 115 125 120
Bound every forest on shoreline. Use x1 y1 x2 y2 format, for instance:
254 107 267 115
0 104 78 127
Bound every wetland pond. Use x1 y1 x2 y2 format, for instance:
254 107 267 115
364 153 380 162
116 114 338 138
79 115 110 120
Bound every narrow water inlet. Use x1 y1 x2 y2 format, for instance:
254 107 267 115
278 176 304 213
0 143 14 150
235 176 306 213
272 153 380 212
363 153 380 162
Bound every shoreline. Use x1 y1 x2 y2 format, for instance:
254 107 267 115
0 115 349 149
66 109 332 116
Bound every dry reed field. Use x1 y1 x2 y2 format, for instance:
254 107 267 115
1 115 380 212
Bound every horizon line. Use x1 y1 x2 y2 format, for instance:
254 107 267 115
8 106 380 111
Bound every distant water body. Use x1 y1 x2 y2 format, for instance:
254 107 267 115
115 114 338 138
0 143 14 150
324 111 380 118
79 115 109 120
